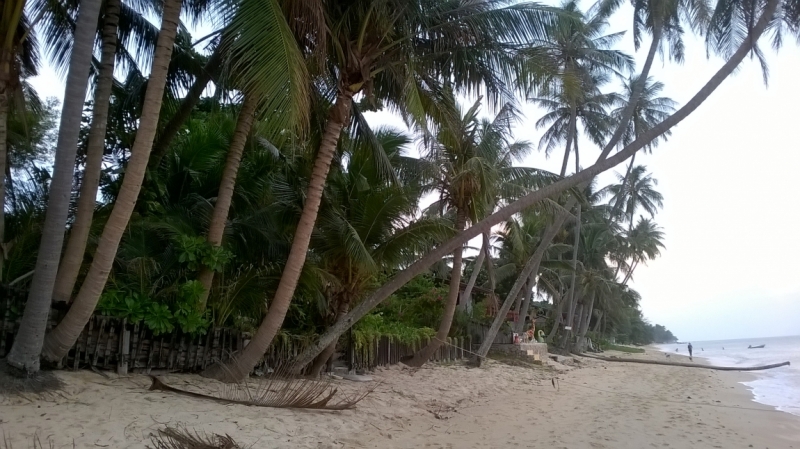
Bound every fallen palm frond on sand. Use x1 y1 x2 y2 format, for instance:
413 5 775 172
148 426 245 449
578 353 790 371
149 366 375 410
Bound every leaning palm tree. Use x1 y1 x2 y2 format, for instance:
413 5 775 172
213 0 558 381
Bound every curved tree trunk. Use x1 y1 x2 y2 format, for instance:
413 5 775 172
196 94 258 310
309 298 349 377
148 46 222 170
6 0 104 373
41 0 184 362
52 0 121 303
202 92 352 382
289 4 779 370
406 208 466 367
457 235 486 314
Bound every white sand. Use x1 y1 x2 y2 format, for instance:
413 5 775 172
1 350 798 448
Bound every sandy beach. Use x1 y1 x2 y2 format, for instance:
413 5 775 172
2 349 798 448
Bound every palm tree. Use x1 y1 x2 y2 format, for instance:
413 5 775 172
0 0 39 283
528 0 633 176
5 0 103 374
404 95 541 367
609 75 676 213
52 0 121 303
308 129 450 375
601 165 663 232
531 79 621 175
292 0 783 370
40 0 186 362
214 0 558 381
40 0 310 362
620 217 664 285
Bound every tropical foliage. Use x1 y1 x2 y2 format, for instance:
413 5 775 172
2 0 794 378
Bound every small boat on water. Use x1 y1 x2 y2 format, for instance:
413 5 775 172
748 344 766 349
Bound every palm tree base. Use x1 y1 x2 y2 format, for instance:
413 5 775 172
0 360 63 394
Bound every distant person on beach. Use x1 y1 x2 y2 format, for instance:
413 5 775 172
688 343 693 360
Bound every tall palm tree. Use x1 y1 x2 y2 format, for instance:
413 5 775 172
52 0 121 303
5 0 103 374
292 0 783 370
41 0 186 362
215 0 558 381
406 96 539 367
0 0 39 283
528 0 633 176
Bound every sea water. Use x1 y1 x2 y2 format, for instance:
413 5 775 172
658 335 800 417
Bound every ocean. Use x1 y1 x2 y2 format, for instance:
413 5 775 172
658 335 800 417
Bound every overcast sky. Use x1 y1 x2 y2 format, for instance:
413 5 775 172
29 3 800 342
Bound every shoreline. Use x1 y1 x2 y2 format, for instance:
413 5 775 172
2 351 799 448
649 343 800 418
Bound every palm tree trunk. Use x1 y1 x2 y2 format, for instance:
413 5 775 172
579 292 595 339
290 3 779 370
573 292 596 353
547 288 568 341
559 106 577 177
52 0 121 303
560 287 582 350
203 92 353 382
148 46 222 170
0 79 7 280
622 259 639 286
562 201 581 338
511 288 524 323
406 208 467 367
196 94 258 310
482 232 495 292
514 273 535 334
457 234 487 313
592 310 603 333
597 27 662 160
309 298 349 377
6 0 104 373
41 0 184 362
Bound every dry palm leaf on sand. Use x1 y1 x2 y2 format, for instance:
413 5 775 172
148 426 245 449
149 365 374 410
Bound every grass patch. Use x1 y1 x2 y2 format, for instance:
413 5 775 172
604 344 645 354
